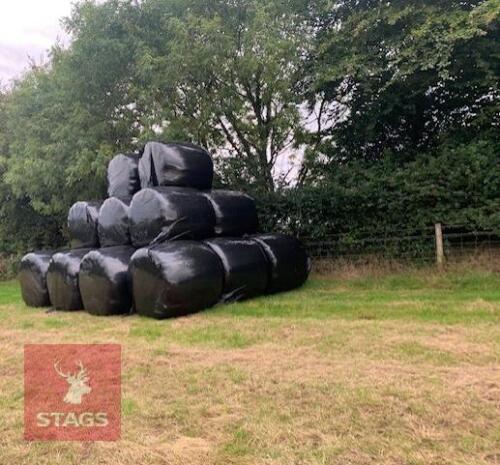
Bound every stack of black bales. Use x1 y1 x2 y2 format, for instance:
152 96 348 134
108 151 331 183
19 142 310 319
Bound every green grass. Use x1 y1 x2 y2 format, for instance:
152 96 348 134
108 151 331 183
209 271 500 324
129 323 164 341
43 318 71 329
0 280 21 305
394 341 457 365
122 398 139 416
223 427 253 457
172 325 258 348
0 269 499 465
1 271 499 324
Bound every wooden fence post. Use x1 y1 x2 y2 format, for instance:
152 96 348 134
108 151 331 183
435 223 444 268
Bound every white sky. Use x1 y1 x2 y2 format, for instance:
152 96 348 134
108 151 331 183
0 0 73 84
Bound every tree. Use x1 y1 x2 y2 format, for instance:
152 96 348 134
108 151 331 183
0 0 498 256
3 0 143 220
0 88 63 252
309 0 500 166
3 0 315 209
131 0 313 191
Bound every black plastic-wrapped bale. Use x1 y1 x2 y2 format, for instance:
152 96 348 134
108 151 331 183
129 187 215 247
68 201 102 248
203 190 258 236
130 241 224 319
204 238 269 301
19 252 53 307
107 153 140 197
139 141 213 190
98 197 131 247
251 234 310 293
79 246 135 316
46 249 92 311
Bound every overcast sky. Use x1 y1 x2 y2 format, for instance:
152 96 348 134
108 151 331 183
0 0 73 84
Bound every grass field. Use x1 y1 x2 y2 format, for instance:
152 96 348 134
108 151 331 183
0 269 499 464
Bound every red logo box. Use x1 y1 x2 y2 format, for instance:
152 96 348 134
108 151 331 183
24 344 121 441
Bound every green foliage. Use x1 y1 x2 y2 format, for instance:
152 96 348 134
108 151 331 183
310 0 499 165
0 0 313 256
129 0 310 191
0 0 498 259
256 139 500 238
0 2 144 252
0 87 63 253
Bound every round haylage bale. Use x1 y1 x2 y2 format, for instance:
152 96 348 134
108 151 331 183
130 241 224 318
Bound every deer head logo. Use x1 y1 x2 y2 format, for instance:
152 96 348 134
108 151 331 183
54 360 92 405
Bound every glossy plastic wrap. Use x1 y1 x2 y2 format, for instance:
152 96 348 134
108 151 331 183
251 234 310 293
203 190 258 236
68 201 102 248
19 252 53 307
79 246 135 316
46 249 92 310
204 238 269 301
129 187 215 247
107 153 140 197
139 141 213 190
98 197 131 247
130 241 224 319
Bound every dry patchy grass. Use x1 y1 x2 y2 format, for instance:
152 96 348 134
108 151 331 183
0 269 499 464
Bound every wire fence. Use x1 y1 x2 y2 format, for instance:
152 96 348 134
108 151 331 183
302 224 500 264
1 224 499 279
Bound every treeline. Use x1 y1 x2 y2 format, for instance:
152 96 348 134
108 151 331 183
0 0 498 254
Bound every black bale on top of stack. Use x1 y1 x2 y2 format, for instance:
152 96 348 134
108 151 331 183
19 141 311 318
139 142 213 190
107 153 140 198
